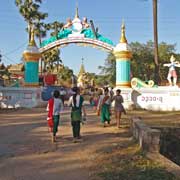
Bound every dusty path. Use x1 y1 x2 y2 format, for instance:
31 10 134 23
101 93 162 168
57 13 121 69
0 106 130 180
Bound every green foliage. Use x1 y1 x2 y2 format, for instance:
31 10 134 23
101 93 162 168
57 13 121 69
130 41 180 82
130 41 154 81
33 21 48 45
98 53 116 86
98 41 180 85
42 48 61 71
15 0 48 24
49 21 64 38
15 0 48 42
57 66 73 81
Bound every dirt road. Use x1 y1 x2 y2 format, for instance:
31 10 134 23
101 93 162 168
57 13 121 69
0 106 131 180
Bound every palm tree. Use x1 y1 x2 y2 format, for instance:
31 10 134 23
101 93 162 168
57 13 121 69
49 21 64 39
33 20 49 74
15 0 48 43
42 48 62 72
152 0 160 84
138 0 159 84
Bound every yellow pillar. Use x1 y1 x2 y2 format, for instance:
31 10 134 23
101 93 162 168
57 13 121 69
23 29 41 87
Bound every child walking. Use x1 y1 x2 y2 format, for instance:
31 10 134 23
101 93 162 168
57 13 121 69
112 89 126 128
47 90 63 142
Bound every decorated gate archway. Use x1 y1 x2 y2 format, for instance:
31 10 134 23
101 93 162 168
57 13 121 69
23 8 132 88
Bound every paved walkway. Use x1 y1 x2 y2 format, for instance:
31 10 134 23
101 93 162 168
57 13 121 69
0 106 131 180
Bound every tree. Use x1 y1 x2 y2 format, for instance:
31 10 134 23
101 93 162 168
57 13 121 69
42 48 62 71
56 66 73 86
130 41 154 80
130 41 180 83
37 20 63 73
139 0 160 84
33 21 50 74
153 0 160 84
98 53 116 86
98 41 179 86
15 0 48 42
33 21 47 45
49 21 64 39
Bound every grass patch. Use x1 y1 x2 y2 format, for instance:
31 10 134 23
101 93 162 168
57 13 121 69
98 153 178 180
127 110 180 128
94 141 179 180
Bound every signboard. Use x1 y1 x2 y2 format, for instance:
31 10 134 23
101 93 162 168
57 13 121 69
133 87 180 111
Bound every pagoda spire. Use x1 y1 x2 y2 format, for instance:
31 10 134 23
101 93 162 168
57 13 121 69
75 3 79 18
120 20 127 43
78 58 85 77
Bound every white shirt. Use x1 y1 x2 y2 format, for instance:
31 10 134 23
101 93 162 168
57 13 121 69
53 98 63 115
68 95 82 107
97 95 111 109
60 90 66 95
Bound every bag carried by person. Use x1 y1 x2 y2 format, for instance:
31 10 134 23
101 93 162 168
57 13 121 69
71 108 82 121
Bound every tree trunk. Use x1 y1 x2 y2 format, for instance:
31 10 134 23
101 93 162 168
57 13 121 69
28 22 31 44
153 0 160 84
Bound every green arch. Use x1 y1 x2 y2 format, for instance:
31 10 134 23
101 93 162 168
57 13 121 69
40 28 114 48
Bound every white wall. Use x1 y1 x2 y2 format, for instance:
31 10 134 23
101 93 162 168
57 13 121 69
0 87 43 108
132 86 180 111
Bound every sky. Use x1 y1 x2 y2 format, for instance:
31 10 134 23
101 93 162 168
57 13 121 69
0 0 180 75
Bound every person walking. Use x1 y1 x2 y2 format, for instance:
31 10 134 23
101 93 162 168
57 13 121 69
109 87 114 98
68 87 86 142
97 87 111 127
47 90 63 142
59 86 66 105
111 89 126 128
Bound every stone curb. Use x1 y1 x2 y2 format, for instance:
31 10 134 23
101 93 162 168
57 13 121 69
130 117 180 177
130 117 161 152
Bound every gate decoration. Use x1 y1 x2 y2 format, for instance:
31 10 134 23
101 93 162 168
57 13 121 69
23 7 132 88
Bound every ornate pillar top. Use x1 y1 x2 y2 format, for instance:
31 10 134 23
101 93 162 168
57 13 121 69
23 27 40 56
114 20 131 53
120 20 127 43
